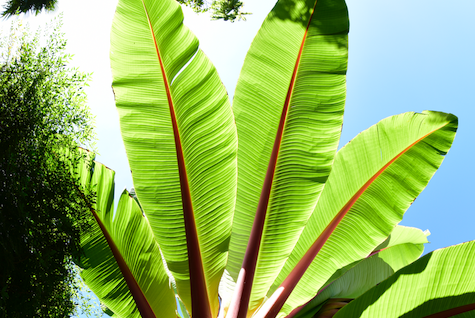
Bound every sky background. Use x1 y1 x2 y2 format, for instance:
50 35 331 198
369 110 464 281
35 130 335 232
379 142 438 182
1 0 474 316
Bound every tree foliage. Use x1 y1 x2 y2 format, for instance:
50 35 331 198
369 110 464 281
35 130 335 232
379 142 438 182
2 0 57 17
0 19 96 317
2 0 250 21
177 0 250 21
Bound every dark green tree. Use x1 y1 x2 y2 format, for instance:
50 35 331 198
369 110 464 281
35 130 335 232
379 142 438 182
179 0 249 21
2 0 250 21
2 0 56 17
0 20 96 317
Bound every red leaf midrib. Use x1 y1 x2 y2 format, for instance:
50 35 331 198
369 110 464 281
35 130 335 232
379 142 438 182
141 2 211 317
233 2 321 318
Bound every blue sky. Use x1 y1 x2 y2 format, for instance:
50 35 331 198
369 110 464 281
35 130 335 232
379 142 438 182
1 0 474 316
342 0 475 254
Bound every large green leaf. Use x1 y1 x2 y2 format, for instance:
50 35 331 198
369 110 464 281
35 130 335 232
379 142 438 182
74 153 176 318
291 226 429 318
227 0 349 313
258 111 457 317
110 0 237 316
334 241 475 317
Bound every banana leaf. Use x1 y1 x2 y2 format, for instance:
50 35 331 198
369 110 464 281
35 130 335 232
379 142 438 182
110 0 238 316
334 240 475 317
74 150 176 318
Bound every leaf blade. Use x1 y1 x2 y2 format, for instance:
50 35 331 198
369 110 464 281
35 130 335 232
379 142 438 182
290 226 429 318
227 0 349 314
75 155 176 318
334 241 475 318
110 0 237 315
261 111 457 317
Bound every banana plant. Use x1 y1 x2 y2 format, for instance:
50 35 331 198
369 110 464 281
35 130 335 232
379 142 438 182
73 0 475 317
